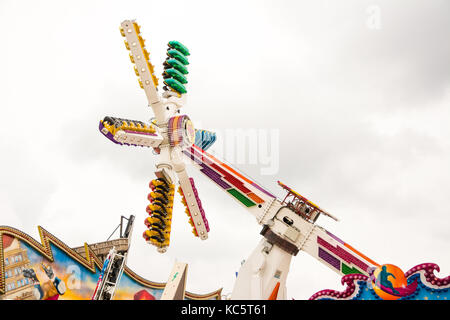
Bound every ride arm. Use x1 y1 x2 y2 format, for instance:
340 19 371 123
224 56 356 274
250 205 379 277
120 20 165 124
177 167 209 240
182 144 280 224
300 223 380 276
99 116 163 148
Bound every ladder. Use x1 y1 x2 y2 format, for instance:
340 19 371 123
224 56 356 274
92 248 127 300
91 215 135 300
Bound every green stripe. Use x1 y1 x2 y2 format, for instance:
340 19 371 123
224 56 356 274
227 189 256 207
341 262 363 275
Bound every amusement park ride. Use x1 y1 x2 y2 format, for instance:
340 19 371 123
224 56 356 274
99 20 209 254
98 19 384 300
1 19 448 301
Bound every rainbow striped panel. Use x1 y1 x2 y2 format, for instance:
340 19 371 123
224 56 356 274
183 145 275 208
316 234 379 276
168 115 184 147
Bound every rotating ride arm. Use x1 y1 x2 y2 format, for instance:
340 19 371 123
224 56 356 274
120 20 164 122
99 20 210 253
228 195 379 300
177 169 210 239
183 144 279 224
99 116 163 148
185 143 379 299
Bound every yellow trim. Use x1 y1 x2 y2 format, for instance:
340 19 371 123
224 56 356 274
132 22 141 35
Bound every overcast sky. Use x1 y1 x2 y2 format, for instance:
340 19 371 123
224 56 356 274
1 0 449 299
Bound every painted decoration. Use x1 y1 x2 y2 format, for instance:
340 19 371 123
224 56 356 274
183 144 275 209
310 262 450 300
0 226 221 300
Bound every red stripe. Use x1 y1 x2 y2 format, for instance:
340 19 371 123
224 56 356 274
192 145 254 184
210 163 252 194
317 236 370 273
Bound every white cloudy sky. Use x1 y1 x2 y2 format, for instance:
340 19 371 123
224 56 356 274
1 0 449 299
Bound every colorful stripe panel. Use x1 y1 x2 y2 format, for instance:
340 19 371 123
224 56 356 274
343 243 380 267
192 145 276 198
250 182 276 199
326 231 380 267
325 230 345 245
227 189 256 207
341 262 362 275
318 248 340 271
317 236 372 275
168 115 184 147
199 163 231 190
183 146 274 208
211 163 252 194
